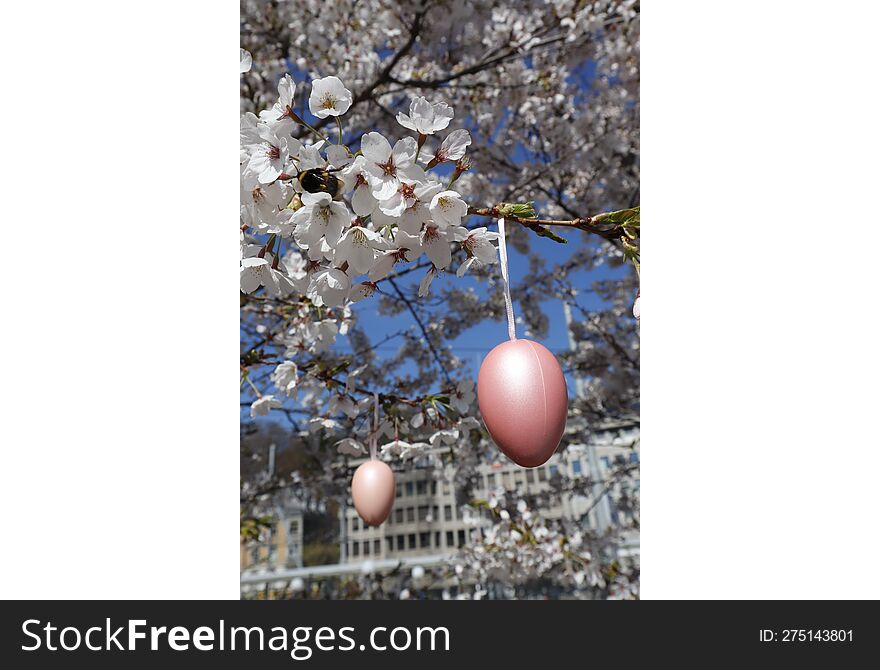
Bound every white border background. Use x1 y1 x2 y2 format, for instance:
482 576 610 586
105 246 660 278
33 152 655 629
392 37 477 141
1 1 878 599
642 2 880 598
0 1 240 598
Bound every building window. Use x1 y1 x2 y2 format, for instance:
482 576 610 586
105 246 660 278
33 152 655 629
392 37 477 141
288 520 299 535
629 452 639 464
351 517 359 532
572 459 582 475
395 508 404 524
374 539 381 556
446 531 454 547
434 531 440 548
419 532 430 548
601 456 610 469
408 534 416 549
431 480 437 495
537 467 547 482
442 482 450 495
363 541 370 556
418 505 429 521
352 542 360 557
416 480 427 495
444 505 453 521
396 535 405 551
406 507 415 522
387 537 394 553
526 469 535 483
487 473 496 488
549 464 559 478
457 530 466 547
405 482 414 496
396 483 403 498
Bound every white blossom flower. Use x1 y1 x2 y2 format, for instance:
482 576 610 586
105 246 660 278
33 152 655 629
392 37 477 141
418 265 438 297
396 96 454 135
308 76 353 118
633 291 640 320
380 439 429 460
290 191 349 248
348 281 378 302
329 394 359 418
240 48 252 73
378 176 421 217
457 227 499 276
308 417 342 433
360 132 424 201
420 224 452 269
259 74 297 135
425 129 471 166
342 156 379 216
429 190 468 228
271 361 298 398
240 112 260 157
250 394 282 418
368 230 421 281
400 181 443 233
240 176 287 226
308 267 351 307
429 428 459 447
325 144 353 169
334 224 386 274
336 438 366 457
247 126 295 184
239 256 270 294
450 379 476 413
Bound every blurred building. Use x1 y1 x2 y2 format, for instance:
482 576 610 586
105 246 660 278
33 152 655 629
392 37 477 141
240 423 638 597
240 496 304 571
340 422 639 565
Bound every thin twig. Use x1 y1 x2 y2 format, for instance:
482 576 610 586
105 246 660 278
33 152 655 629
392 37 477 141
387 277 453 385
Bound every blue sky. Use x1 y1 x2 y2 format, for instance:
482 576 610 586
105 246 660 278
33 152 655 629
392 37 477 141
244 53 626 414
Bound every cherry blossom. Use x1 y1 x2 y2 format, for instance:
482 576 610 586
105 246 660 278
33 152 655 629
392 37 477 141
425 129 471 167
250 394 282 418
307 267 351 307
308 76 352 118
258 74 297 135
291 191 349 249
333 224 386 275
239 48 252 74
429 190 468 228
360 132 424 201
457 227 500 276
271 361 298 398
396 96 453 135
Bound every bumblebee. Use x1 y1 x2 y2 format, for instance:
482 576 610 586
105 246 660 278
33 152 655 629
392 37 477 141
298 167 342 198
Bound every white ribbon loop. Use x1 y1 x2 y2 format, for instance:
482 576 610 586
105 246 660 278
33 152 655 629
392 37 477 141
369 392 379 461
498 217 517 341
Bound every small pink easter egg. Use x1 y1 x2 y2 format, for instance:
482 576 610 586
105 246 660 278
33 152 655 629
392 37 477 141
477 339 568 468
352 459 395 526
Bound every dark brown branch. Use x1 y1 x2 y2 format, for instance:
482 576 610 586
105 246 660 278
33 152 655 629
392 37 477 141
467 206 628 243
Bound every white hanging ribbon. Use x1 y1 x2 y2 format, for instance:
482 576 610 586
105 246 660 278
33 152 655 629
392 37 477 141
369 392 379 461
497 217 517 341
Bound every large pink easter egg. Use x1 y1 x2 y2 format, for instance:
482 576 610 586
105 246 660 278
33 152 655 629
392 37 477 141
352 459 395 526
477 339 568 467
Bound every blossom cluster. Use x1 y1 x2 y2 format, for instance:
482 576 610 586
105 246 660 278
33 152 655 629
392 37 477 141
240 64 499 309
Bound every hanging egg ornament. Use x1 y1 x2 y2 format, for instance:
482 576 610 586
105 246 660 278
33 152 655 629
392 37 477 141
478 338 568 468
351 459 395 526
